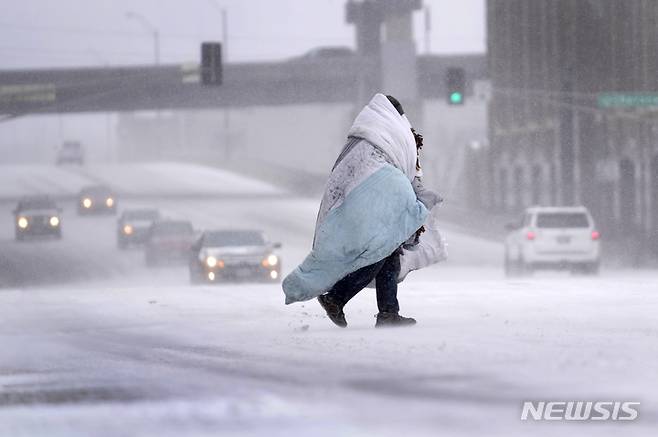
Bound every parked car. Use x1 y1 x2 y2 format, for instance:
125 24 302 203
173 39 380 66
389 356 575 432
78 185 116 215
117 208 160 249
504 206 601 276
189 229 282 284
144 220 196 266
56 141 84 165
13 195 62 240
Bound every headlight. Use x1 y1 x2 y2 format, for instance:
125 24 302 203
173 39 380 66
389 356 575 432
206 256 217 268
82 198 92 208
17 217 28 229
262 254 278 267
106 197 114 207
270 270 279 280
49 216 60 227
123 224 133 235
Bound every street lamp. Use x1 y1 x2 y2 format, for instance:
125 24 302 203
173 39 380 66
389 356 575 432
125 11 160 65
208 0 229 62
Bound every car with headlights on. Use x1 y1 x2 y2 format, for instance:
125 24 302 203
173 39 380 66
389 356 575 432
78 185 117 215
144 220 196 266
189 230 282 284
117 208 160 249
504 206 601 276
13 195 62 240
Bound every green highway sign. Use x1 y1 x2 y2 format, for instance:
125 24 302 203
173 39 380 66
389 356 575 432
598 93 658 108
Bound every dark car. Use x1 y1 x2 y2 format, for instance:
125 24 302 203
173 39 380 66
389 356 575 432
145 220 196 267
78 185 117 215
56 141 84 165
189 230 282 284
117 208 161 249
13 195 62 240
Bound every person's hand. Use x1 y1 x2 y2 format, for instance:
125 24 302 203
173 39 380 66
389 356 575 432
414 226 425 244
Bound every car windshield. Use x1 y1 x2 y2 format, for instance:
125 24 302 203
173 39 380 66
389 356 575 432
153 222 193 235
536 213 590 228
203 231 265 247
124 210 159 221
82 187 112 196
19 197 56 210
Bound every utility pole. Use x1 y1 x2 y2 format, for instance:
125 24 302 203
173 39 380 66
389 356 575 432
222 8 229 62
424 5 431 54
208 1 231 160
209 1 229 62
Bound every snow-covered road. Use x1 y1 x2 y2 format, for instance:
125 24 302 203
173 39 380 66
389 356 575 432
1 164 656 437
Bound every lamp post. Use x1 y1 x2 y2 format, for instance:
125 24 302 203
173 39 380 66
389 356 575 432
208 1 231 160
125 11 160 65
209 1 229 62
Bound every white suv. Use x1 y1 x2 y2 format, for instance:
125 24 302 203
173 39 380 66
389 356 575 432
504 206 601 276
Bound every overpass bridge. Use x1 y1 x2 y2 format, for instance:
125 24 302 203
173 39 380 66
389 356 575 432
0 54 486 117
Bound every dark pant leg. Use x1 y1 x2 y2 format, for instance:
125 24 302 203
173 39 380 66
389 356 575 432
375 252 401 314
326 258 386 307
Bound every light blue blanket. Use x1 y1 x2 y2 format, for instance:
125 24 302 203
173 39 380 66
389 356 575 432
283 164 428 304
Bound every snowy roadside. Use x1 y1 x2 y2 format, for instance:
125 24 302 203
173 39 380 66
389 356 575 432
1 269 656 436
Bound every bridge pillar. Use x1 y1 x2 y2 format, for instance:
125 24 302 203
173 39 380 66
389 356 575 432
346 0 422 123
381 5 419 124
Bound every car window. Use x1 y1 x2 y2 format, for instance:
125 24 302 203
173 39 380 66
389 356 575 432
18 197 56 210
203 231 265 247
536 213 590 228
82 187 112 196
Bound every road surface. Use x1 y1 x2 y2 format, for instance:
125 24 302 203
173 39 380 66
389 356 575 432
0 164 656 437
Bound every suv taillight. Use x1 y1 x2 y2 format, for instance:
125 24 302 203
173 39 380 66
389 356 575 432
591 230 600 240
526 231 536 241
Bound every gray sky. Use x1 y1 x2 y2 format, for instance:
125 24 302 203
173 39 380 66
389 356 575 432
0 0 485 69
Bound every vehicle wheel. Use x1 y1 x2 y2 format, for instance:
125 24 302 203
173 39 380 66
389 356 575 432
577 262 600 276
520 260 532 276
504 250 519 277
505 255 528 278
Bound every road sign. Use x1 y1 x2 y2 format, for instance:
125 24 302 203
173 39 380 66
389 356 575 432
598 93 658 108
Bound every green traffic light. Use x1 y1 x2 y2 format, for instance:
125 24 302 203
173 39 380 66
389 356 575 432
450 92 463 104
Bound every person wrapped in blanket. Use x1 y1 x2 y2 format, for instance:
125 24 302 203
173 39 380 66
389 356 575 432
282 94 444 328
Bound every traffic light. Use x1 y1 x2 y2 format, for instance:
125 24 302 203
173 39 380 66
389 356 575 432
446 67 465 105
201 42 222 86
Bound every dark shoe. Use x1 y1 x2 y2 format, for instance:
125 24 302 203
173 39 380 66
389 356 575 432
375 312 417 328
317 294 347 328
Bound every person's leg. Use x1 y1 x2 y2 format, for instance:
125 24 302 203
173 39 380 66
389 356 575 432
326 259 386 307
318 258 386 328
374 251 416 327
374 252 401 314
